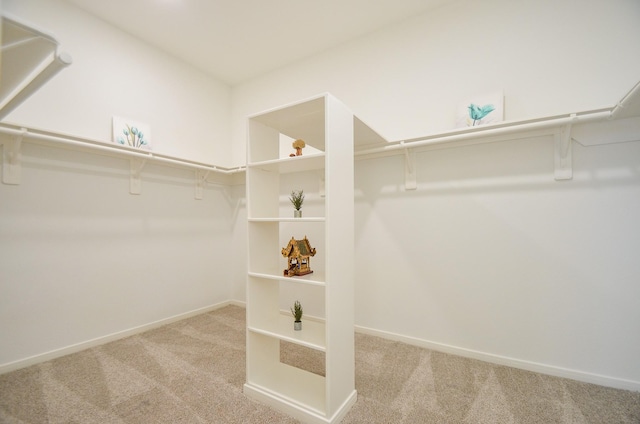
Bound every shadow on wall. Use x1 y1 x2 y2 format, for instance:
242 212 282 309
355 135 640 202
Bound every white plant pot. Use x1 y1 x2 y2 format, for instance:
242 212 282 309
294 321 302 331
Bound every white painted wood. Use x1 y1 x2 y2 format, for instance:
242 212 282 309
247 222 280 275
249 153 326 174
248 313 327 351
248 271 327 286
245 94 373 423
323 95 355 417
247 119 280 163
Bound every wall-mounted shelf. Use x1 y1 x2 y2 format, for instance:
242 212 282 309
0 14 242 198
354 80 640 188
0 123 244 198
1 14 72 120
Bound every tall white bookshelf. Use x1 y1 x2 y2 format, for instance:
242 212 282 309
244 94 385 423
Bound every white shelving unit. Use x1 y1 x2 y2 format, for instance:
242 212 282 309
244 94 385 423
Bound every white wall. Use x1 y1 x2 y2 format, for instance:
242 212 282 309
354 138 640 389
230 0 640 164
230 0 640 389
0 145 235 367
0 0 235 369
3 0 232 166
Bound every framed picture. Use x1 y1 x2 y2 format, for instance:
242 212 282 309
456 91 504 128
112 116 151 150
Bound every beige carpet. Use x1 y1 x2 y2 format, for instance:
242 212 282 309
1 305 638 423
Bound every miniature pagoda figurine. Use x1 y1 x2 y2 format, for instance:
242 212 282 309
282 236 316 277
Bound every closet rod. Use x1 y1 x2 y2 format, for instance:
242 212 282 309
0 125 243 174
355 109 612 158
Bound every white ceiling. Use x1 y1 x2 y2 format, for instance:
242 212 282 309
64 0 455 85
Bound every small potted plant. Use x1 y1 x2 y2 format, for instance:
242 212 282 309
291 300 303 331
289 190 304 218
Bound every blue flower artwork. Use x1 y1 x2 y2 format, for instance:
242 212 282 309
468 103 496 126
117 124 148 148
456 91 504 128
112 116 151 150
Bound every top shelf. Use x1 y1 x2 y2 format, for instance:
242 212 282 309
247 82 640 166
0 14 73 120
354 80 640 159
250 95 327 152
248 93 387 163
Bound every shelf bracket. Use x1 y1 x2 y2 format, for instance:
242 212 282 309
402 143 417 190
554 118 575 181
195 169 210 200
1 128 26 185
130 158 146 194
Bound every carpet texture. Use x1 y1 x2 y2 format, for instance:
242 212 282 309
1 305 638 423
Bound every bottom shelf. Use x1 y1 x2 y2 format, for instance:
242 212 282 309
244 377 358 424
245 362 326 415
247 330 326 417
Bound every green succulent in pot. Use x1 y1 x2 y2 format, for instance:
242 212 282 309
291 300 303 330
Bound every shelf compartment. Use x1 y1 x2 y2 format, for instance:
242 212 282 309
248 313 326 352
248 221 326 279
246 332 326 415
244 366 326 417
280 340 325 377
248 95 327 161
247 163 326 219
247 276 326 352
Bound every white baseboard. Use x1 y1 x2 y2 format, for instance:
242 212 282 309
4 302 637 393
355 325 640 392
244 383 356 424
0 300 239 375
